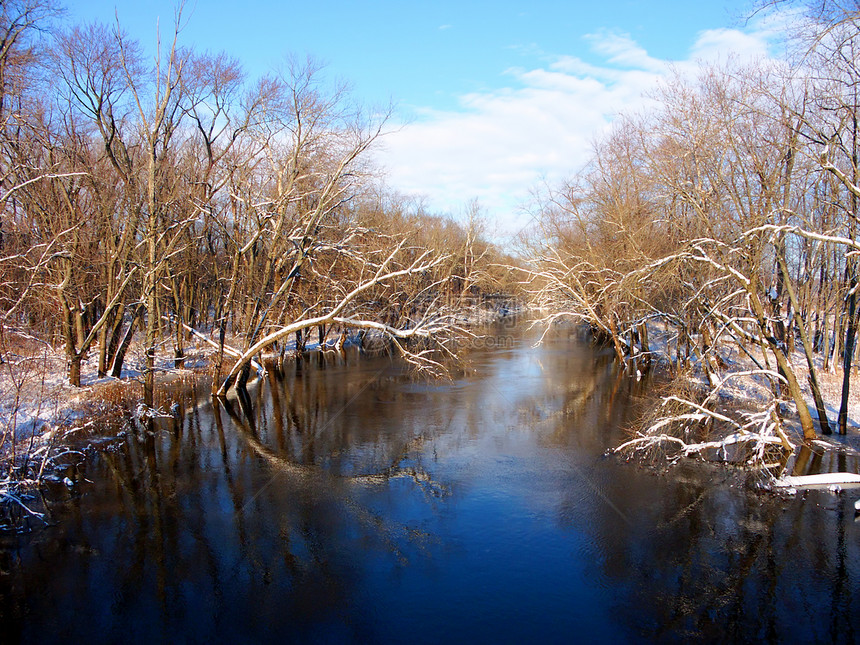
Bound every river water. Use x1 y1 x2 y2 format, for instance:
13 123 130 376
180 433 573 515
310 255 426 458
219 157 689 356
1 321 858 643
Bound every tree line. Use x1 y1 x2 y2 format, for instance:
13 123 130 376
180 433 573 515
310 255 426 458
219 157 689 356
0 1 515 415
524 1 860 458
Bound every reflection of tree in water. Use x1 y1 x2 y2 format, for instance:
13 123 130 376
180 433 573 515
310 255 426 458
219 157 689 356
507 326 858 643
226 349 451 492
513 326 653 452
211 347 457 564
551 434 859 644
217 353 452 563
598 469 859 643
1 349 458 643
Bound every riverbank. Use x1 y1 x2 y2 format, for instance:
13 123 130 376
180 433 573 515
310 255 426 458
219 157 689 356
0 329 365 464
609 321 860 485
0 332 214 523
625 320 860 429
3 311 858 524
0 305 523 518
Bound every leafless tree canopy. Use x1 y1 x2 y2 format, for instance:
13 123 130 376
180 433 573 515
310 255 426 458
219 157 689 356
0 0 515 440
524 2 860 462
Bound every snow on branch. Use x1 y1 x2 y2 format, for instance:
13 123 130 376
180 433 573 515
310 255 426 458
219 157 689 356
613 390 794 467
216 248 451 395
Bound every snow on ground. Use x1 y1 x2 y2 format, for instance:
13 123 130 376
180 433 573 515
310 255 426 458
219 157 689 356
789 351 860 428
643 320 860 434
0 324 388 458
629 322 860 491
0 335 215 452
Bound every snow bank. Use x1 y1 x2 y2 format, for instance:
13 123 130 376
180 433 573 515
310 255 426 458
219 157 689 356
773 472 860 488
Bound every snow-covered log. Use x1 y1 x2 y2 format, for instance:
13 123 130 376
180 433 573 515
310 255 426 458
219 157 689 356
772 473 860 489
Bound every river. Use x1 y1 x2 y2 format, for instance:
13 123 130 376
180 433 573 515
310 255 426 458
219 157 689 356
1 320 858 643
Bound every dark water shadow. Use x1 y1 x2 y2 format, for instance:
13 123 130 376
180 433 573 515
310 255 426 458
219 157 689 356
0 322 857 643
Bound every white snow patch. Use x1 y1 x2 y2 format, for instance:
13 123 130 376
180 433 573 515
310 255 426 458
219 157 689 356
773 473 860 489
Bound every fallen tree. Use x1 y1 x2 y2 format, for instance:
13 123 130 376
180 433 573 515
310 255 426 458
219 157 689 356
216 241 461 395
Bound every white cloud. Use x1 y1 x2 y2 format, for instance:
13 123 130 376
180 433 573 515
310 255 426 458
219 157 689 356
689 28 770 62
584 30 666 73
374 17 786 241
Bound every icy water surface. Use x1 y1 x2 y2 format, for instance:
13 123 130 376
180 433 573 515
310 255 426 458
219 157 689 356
1 322 858 643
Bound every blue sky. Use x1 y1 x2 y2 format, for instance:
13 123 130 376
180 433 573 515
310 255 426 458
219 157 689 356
67 1 790 238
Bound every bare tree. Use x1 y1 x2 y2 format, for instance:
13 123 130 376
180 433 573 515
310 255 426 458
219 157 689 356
525 58 859 462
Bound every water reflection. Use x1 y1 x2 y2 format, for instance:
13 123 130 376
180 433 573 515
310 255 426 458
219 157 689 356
0 321 858 643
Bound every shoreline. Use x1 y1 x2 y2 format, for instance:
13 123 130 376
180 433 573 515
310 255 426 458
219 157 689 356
2 311 858 527
0 309 523 506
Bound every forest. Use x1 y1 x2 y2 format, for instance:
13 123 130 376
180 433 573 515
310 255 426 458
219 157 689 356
523 0 860 469
0 0 518 484
3 0 860 498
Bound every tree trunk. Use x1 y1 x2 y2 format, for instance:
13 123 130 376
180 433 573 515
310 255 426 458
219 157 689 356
749 289 817 441
771 344 817 441
110 304 142 378
638 321 651 373
838 272 857 435
97 312 109 378
68 353 82 388
105 302 126 374
608 315 627 366
700 324 720 388
830 303 844 374
174 313 185 369
144 209 157 408
778 250 831 435
212 318 227 396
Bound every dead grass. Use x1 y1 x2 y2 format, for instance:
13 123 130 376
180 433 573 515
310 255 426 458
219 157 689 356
0 333 219 478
